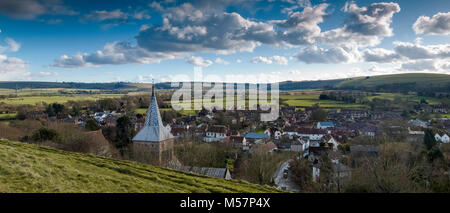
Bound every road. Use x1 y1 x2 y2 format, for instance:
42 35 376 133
273 159 300 192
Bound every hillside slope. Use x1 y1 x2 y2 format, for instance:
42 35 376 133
277 73 450 92
334 73 450 92
0 140 279 193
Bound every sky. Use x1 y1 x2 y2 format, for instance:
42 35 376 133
0 0 449 83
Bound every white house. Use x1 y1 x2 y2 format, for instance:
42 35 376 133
274 130 282 140
442 134 450 143
264 129 271 137
316 122 335 129
435 133 442 142
290 138 309 153
435 133 450 143
203 125 228 142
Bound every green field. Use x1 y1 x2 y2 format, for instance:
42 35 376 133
336 73 450 89
366 93 446 105
0 94 124 105
279 94 366 109
0 113 16 119
0 139 280 193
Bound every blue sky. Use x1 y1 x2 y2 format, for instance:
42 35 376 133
0 0 449 83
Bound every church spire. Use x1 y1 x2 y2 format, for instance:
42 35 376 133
132 78 173 142
151 78 155 97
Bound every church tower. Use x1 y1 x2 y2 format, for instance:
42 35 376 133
132 82 174 165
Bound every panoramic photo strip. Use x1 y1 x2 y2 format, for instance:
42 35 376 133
0 0 450 211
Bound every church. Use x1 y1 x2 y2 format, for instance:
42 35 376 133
132 84 174 165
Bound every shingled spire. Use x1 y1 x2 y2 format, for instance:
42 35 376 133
132 80 173 142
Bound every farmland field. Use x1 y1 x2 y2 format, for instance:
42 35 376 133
0 113 16 119
0 94 125 105
279 91 367 110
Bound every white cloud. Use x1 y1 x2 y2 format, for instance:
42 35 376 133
295 45 360 64
136 4 278 55
363 48 400 63
393 41 450 60
51 1 402 68
318 2 400 47
52 42 181 68
136 74 154 83
0 38 20 52
82 9 128 21
32 71 59 78
214 57 229 65
0 54 30 80
133 11 151 20
186 56 213 67
413 12 450 35
251 55 288 65
274 3 329 45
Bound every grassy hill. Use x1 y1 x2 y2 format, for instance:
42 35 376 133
334 73 450 92
277 73 450 92
0 139 279 193
2 73 448 93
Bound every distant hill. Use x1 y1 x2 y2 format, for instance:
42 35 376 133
0 139 279 193
1 73 448 93
334 73 450 93
278 73 450 93
0 81 134 90
279 79 344 91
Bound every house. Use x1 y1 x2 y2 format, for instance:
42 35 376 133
316 122 335 129
190 167 232 180
290 138 309 157
171 126 188 139
273 130 282 139
435 133 442 141
409 119 428 128
321 135 339 151
341 109 368 119
359 125 377 137
245 132 270 144
264 129 271 137
203 125 228 142
407 128 425 142
195 123 208 136
229 135 246 148
296 128 326 140
435 133 450 143
168 164 232 180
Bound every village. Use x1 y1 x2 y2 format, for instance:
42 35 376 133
2 84 449 192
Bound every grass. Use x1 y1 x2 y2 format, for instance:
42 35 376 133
0 139 280 193
0 94 124 105
336 73 450 88
366 93 446 105
0 112 16 119
280 94 367 109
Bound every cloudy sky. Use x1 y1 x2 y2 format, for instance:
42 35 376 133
0 0 449 83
